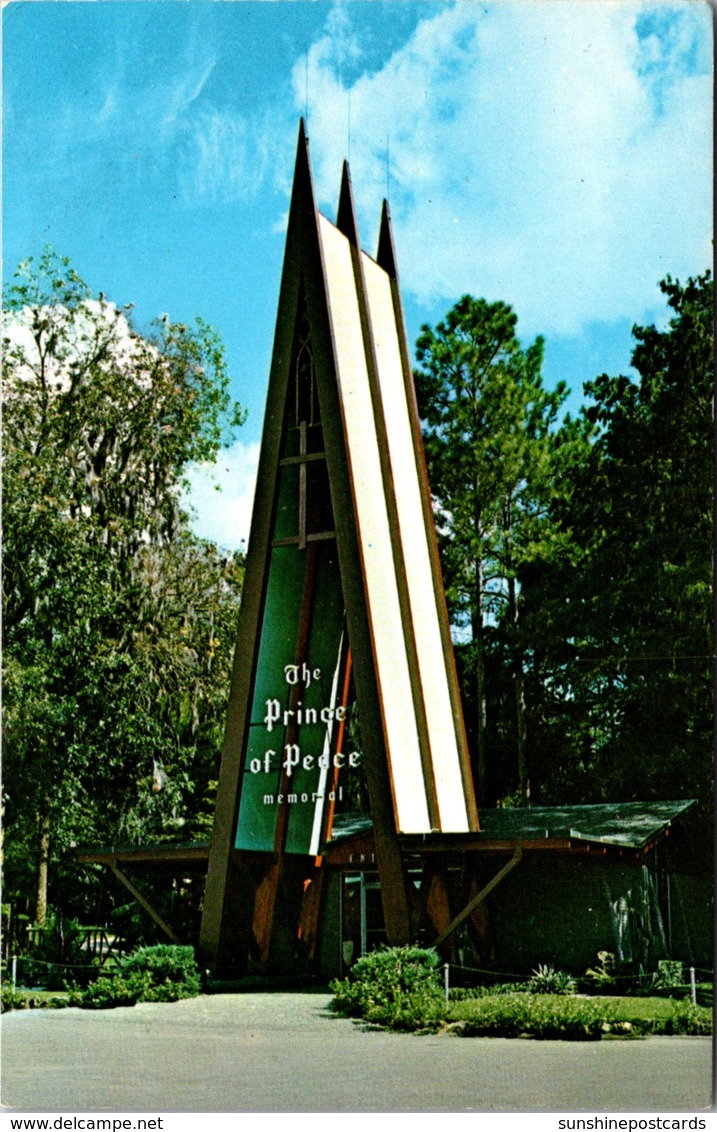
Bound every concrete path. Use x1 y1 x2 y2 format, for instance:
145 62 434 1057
1 992 713 1112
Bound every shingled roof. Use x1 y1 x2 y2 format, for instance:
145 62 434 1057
329 799 695 852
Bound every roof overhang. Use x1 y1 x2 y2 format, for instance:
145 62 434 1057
323 800 696 862
76 842 210 869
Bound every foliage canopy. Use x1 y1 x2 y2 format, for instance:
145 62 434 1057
2 250 246 929
415 275 713 821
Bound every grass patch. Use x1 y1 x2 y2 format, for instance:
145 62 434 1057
1 986 75 1012
593 996 713 1035
446 994 712 1039
447 994 605 1040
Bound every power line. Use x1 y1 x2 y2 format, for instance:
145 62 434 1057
386 133 390 201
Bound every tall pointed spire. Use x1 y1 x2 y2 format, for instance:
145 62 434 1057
336 160 359 245
297 117 310 171
376 198 398 279
286 116 316 225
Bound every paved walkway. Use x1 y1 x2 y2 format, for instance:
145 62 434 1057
1 992 713 1112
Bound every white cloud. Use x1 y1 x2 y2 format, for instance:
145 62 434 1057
161 59 216 133
84 40 258 205
182 439 260 551
178 108 273 204
295 1 712 337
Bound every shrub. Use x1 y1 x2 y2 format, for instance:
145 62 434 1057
328 951 713 1040
330 946 444 1029
586 951 617 981
80 972 152 1010
664 998 712 1036
119 945 201 1002
1 985 29 1012
77 945 201 1009
370 987 445 1032
527 964 577 995
653 960 684 989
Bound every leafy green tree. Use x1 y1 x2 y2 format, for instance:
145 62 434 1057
2 250 245 926
414 296 577 804
533 273 714 810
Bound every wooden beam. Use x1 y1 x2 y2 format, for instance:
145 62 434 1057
109 863 180 944
432 848 523 949
77 845 209 867
199 124 311 969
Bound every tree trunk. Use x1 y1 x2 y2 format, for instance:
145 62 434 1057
515 663 528 804
474 555 489 806
35 801 51 927
508 574 528 804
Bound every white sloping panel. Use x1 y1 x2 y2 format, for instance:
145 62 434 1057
318 215 431 833
362 252 470 832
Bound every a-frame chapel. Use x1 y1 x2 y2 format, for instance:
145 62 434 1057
199 120 480 975
80 123 705 981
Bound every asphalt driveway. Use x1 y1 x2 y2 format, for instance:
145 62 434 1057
1 992 713 1112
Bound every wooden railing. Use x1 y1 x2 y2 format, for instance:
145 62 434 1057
22 925 126 967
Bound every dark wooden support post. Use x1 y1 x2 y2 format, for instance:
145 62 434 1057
109 862 180 944
432 848 523 949
421 858 455 960
297 866 325 960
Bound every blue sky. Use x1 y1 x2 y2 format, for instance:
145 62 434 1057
3 0 712 549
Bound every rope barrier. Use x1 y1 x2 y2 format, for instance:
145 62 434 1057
10 955 117 972
446 960 527 979
442 960 713 987
5 951 712 990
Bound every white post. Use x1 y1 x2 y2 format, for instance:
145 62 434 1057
12 955 17 994
689 966 697 1006
444 962 450 1003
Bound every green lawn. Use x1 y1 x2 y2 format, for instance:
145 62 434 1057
444 993 712 1039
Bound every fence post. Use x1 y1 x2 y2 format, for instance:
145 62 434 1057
689 966 697 1005
444 962 450 1003
12 955 17 994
